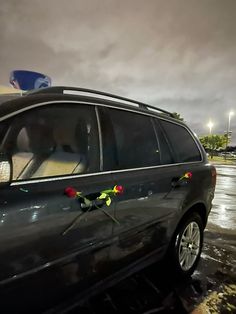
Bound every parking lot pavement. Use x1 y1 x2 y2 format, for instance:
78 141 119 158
66 165 236 314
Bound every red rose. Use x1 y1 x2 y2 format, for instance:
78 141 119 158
65 187 77 198
185 172 192 179
114 185 124 194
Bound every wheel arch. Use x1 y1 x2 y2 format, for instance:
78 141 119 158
165 202 207 277
180 202 208 229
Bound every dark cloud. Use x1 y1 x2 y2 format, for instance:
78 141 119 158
0 0 236 143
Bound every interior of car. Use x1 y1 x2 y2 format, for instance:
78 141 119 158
7 115 89 180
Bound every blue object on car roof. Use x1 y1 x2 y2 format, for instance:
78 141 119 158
10 70 51 91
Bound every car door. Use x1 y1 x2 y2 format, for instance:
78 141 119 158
98 107 184 271
0 101 115 311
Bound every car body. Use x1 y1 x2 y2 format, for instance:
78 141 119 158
225 152 236 158
0 87 216 312
218 152 236 158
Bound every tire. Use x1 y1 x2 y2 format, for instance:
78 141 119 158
167 213 204 278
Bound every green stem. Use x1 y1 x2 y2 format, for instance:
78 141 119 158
93 202 120 225
62 204 92 236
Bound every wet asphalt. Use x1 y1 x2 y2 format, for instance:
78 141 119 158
66 164 236 314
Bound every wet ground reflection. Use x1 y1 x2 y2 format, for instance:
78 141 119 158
208 165 236 230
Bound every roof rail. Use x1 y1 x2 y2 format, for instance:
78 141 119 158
28 86 174 117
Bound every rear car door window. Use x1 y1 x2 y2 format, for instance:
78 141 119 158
159 120 201 163
1 103 99 180
105 108 160 170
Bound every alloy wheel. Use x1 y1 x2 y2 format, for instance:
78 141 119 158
178 221 201 271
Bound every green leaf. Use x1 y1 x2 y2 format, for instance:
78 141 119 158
98 193 108 200
84 198 92 206
106 197 112 206
101 189 114 194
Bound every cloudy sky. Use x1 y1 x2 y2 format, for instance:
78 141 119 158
1 0 236 144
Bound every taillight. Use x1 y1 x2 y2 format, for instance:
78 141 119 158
211 165 217 186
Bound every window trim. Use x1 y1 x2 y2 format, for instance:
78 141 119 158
11 160 204 186
0 99 204 186
95 106 103 171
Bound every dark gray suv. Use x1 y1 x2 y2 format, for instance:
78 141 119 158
0 87 216 312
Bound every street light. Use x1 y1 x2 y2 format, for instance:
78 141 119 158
225 111 234 159
228 111 234 133
207 120 213 135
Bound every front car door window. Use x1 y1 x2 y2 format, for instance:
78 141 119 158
2 104 100 180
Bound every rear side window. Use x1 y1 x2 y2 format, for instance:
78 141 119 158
159 120 201 163
106 108 160 170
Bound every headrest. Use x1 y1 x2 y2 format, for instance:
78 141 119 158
53 123 78 153
17 127 30 152
27 123 55 155
53 118 88 154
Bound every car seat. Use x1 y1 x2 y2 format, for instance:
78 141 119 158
31 119 88 178
12 122 55 180
11 127 34 180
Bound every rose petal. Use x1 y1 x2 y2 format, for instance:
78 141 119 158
65 187 77 198
114 185 124 194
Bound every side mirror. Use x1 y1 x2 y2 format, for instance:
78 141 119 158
0 153 12 185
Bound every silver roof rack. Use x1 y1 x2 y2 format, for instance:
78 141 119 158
28 86 174 117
